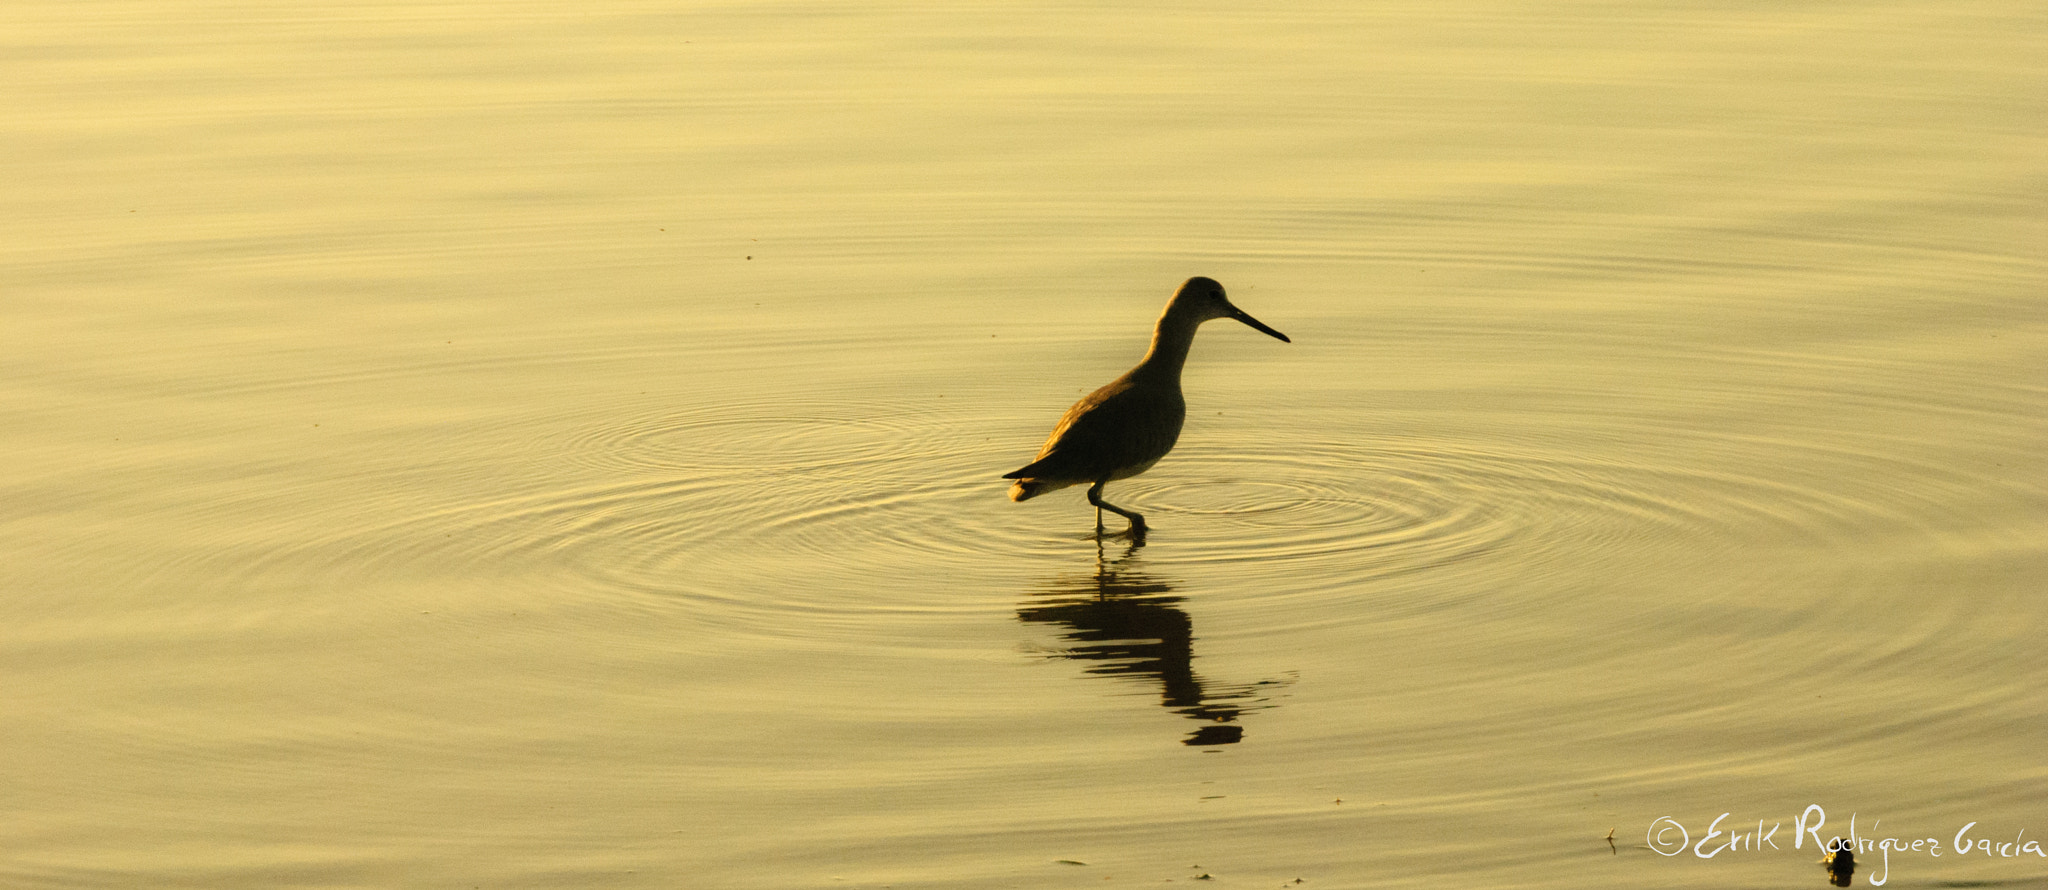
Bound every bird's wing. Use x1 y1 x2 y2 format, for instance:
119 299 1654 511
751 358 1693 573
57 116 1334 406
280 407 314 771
1005 378 1184 481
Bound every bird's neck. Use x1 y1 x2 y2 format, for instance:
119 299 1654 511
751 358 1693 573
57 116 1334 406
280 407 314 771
1129 313 1201 385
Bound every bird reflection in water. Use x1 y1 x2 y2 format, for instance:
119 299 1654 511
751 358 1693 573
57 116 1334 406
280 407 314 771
1017 539 1291 746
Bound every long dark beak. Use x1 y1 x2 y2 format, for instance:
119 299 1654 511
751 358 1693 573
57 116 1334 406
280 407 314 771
1230 307 1290 343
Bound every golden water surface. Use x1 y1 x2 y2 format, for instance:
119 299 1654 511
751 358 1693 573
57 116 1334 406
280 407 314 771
5 2 2043 888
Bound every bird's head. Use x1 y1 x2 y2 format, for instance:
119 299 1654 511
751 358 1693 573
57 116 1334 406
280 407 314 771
1168 276 1290 342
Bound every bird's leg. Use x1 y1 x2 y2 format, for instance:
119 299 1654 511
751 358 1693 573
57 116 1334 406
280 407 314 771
1086 480 1148 540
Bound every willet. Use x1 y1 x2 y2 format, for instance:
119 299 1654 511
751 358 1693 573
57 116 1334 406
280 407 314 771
1004 276 1289 538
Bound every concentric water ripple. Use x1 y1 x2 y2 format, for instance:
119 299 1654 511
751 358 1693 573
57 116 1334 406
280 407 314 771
126 380 2021 651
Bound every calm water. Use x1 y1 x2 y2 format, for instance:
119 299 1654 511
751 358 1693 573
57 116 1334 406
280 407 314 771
6 2 2044 888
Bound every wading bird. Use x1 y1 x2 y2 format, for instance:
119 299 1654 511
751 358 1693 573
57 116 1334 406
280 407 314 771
1004 277 1289 539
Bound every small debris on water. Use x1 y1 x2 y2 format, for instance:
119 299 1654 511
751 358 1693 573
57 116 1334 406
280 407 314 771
1823 840 1855 887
